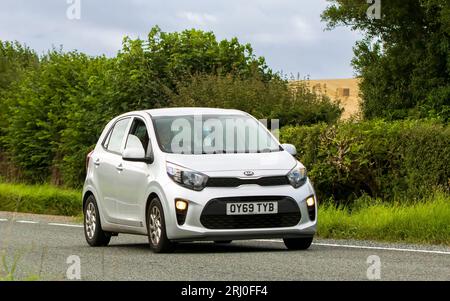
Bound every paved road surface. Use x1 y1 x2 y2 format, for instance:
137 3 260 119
0 212 449 281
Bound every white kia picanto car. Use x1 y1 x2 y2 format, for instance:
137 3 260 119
82 108 317 252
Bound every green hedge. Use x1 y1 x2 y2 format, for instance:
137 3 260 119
0 183 81 216
0 34 341 188
281 119 450 203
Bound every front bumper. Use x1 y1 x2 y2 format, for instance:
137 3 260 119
162 178 318 241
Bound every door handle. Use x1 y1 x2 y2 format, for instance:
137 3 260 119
94 158 100 166
116 163 123 172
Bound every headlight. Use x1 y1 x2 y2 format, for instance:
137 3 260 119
286 162 307 188
166 162 208 191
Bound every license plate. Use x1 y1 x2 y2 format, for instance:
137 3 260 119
226 202 278 215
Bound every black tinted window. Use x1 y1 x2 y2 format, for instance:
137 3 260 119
127 118 150 154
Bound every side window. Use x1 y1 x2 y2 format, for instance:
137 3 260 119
126 118 151 155
107 118 131 153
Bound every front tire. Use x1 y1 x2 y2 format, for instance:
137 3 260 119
283 237 313 250
147 198 174 253
84 195 111 247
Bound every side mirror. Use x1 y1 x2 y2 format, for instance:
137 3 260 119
123 147 145 161
281 143 297 156
123 135 152 163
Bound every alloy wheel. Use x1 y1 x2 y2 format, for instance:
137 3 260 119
149 206 162 246
85 202 96 239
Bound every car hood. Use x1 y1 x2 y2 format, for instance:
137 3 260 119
165 151 297 176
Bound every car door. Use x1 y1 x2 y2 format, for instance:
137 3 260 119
115 117 153 227
94 117 131 223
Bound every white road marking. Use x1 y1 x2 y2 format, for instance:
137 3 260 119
255 239 450 255
5 220 449 255
48 222 83 228
0 218 83 228
16 220 39 224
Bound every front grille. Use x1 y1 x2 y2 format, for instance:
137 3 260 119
200 196 301 229
206 176 289 188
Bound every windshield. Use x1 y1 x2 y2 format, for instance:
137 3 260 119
152 114 280 154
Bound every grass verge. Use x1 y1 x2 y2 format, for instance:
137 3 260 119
0 252 40 281
0 182 448 245
318 191 450 245
0 182 81 216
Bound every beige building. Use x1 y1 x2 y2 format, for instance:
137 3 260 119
290 78 362 120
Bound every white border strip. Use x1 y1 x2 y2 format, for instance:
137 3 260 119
48 222 83 228
313 242 450 255
256 239 450 255
0 218 8 222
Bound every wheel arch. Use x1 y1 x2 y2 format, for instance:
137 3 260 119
145 192 161 226
82 190 95 211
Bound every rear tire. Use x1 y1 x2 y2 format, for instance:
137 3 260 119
84 195 111 247
147 198 174 253
283 237 313 250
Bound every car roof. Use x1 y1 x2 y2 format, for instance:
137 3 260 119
144 107 248 117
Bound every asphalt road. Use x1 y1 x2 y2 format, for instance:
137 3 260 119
0 212 449 281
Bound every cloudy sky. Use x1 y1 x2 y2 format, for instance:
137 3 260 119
0 0 363 79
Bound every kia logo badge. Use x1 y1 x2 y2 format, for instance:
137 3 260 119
243 171 254 176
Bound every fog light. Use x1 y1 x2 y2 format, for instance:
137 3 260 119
176 199 188 211
306 196 316 221
306 196 315 207
175 199 189 226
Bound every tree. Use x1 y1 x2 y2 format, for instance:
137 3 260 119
0 41 38 93
86 26 275 120
322 0 450 121
144 26 273 87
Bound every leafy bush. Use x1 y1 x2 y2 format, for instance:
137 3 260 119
0 182 81 216
0 41 38 150
3 51 104 185
281 119 450 203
